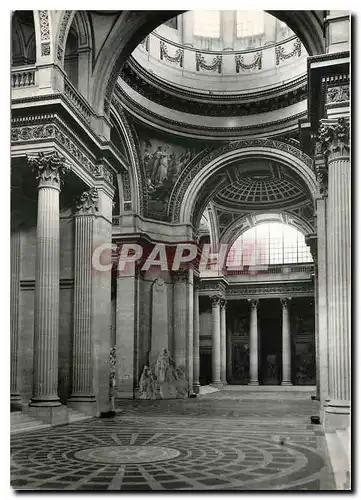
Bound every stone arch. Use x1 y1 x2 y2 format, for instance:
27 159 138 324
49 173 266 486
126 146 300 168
168 139 318 225
110 100 148 216
52 10 325 115
220 211 315 253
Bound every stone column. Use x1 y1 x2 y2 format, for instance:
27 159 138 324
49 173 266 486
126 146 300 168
173 269 188 374
27 151 69 424
316 196 329 414
306 233 320 399
187 268 194 393
220 299 227 384
227 332 233 382
68 189 98 415
193 277 200 393
318 118 350 431
11 229 22 409
281 298 292 386
248 299 259 386
211 294 223 387
92 184 114 414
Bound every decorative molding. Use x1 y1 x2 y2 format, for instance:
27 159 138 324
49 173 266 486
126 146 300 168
11 118 114 188
196 53 222 73
160 40 183 67
39 10 50 40
39 10 51 57
41 43 51 56
111 99 146 215
76 188 99 214
27 151 69 189
211 294 223 307
314 161 328 197
275 38 301 65
248 298 259 309
120 61 306 117
58 10 72 46
169 138 313 223
226 283 314 297
280 297 291 308
122 170 132 201
318 117 350 159
326 84 350 104
235 52 262 72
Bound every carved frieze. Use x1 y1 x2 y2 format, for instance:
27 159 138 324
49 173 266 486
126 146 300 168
196 53 222 73
160 41 184 67
27 151 69 189
235 52 262 72
11 120 114 188
275 38 301 65
326 85 350 104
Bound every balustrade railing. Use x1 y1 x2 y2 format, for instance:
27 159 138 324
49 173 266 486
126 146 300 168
226 263 313 276
138 33 303 76
11 67 36 88
63 78 93 124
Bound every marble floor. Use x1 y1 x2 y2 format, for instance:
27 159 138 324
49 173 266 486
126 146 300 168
10 389 336 491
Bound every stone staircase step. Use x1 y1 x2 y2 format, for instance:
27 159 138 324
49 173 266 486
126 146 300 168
11 412 51 435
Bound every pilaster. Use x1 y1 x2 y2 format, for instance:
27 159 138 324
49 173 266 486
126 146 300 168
220 299 227 385
281 298 292 386
210 294 223 388
193 276 200 393
68 188 98 415
10 229 22 410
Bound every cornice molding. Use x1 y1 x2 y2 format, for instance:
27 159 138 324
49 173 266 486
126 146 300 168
115 85 307 139
120 58 308 118
11 114 114 188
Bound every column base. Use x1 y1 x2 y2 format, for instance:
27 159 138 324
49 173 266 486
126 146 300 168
281 381 293 386
11 394 22 412
67 397 97 417
248 381 259 386
193 383 200 394
324 400 351 433
27 404 68 426
211 381 223 388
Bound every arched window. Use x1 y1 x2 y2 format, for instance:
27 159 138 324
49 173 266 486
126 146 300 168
194 10 221 38
236 10 265 38
226 222 312 268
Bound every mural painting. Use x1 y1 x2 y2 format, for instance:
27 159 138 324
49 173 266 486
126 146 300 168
140 135 201 220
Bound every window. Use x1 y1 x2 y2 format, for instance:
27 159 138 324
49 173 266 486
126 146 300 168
226 222 313 268
236 10 265 38
194 10 221 38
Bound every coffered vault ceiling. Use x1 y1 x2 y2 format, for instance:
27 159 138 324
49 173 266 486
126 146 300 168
199 160 311 215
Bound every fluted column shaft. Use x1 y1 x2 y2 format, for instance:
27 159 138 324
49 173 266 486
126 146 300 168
248 299 259 385
193 278 200 393
11 230 21 405
211 295 222 387
318 117 350 428
69 189 98 405
220 300 227 384
326 150 350 406
281 298 292 386
28 152 68 407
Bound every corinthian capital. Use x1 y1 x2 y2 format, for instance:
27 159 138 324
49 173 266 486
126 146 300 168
248 298 259 309
76 188 99 215
28 151 69 189
318 117 350 159
211 294 222 307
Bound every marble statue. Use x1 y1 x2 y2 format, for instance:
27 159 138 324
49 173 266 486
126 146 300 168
139 366 156 399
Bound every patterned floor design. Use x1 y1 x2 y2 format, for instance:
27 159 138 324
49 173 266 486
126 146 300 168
10 389 335 491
